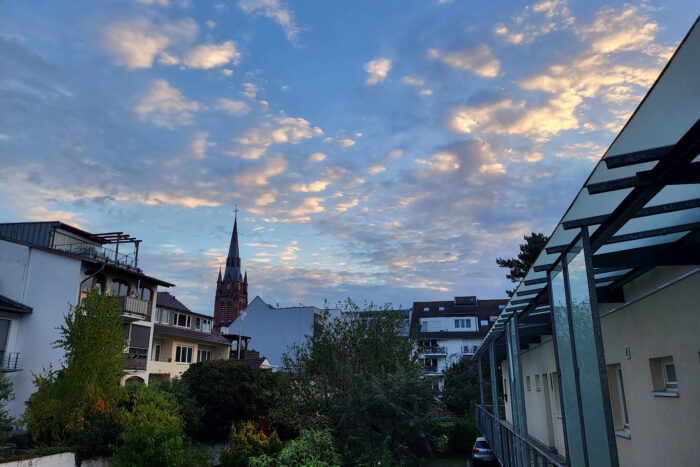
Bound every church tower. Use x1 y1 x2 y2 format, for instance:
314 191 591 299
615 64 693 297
214 216 248 325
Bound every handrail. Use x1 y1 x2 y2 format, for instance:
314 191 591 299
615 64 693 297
475 404 566 467
0 351 21 372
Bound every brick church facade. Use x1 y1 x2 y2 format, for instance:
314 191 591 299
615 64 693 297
214 216 248 325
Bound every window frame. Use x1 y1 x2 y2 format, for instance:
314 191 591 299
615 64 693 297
198 349 213 362
174 313 191 328
175 345 194 364
663 362 678 391
616 368 630 429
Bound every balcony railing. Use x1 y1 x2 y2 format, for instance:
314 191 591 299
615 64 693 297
475 404 565 467
422 367 443 376
54 242 138 269
124 352 148 370
420 346 447 355
0 351 21 372
119 296 151 321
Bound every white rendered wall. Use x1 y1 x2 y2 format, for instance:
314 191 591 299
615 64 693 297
227 297 315 368
0 241 82 419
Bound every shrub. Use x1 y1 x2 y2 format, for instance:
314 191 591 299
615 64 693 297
249 428 341 467
0 374 15 441
152 378 203 439
182 360 280 441
447 418 479 454
112 385 208 467
219 421 283 467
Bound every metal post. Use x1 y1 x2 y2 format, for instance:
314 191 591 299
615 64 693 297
478 354 485 409
489 339 501 458
506 315 529 466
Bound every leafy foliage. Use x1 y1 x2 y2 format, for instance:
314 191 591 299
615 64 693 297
250 428 341 467
0 374 15 439
151 378 203 440
435 418 480 455
496 232 548 296
112 385 208 467
442 357 489 417
280 300 436 464
23 290 126 455
219 421 283 467
181 359 280 441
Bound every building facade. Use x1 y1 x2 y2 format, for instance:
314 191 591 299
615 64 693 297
149 292 231 381
214 217 248 326
411 296 506 391
472 19 700 467
0 221 172 417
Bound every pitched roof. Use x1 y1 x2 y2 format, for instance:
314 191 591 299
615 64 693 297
153 323 231 345
0 295 32 314
156 292 191 312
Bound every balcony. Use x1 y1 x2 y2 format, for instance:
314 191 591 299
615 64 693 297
420 346 447 356
119 296 152 321
123 352 147 370
422 367 443 376
54 242 138 269
0 351 21 372
462 345 478 355
475 404 565 467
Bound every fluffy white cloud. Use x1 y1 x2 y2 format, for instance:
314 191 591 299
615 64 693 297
416 151 461 173
493 0 574 45
183 41 241 69
364 58 392 85
368 164 386 175
158 52 180 65
136 79 200 128
138 0 169 4
388 149 403 159
242 83 258 99
217 98 249 115
402 75 424 86
190 131 209 158
428 45 500 78
308 152 326 163
234 154 287 186
290 181 330 192
238 0 300 41
239 116 323 148
336 138 355 148
104 19 170 68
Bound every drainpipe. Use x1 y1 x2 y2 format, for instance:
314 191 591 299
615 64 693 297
78 261 107 306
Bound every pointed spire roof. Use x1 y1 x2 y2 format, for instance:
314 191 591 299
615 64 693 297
223 214 242 282
217 267 222 283
244 270 248 284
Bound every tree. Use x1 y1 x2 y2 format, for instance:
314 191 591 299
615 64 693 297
280 300 437 463
496 232 548 296
180 359 280 441
0 374 15 440
23 289 126 453
442 358 489 417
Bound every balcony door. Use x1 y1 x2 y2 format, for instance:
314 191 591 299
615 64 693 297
0 319 9 363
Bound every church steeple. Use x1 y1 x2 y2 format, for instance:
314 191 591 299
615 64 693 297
214 210 249 325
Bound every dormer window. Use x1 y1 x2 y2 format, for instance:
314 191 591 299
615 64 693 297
174 313 191 328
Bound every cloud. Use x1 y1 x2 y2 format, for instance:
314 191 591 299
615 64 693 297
368 164 386 175
364 58 392 85
136 79 200 128
104 19 171 68
238 0 300 41
554 141 604 161
331 198 359 214
183 41 241 69
416 151 461 174
308 152 326 163
234 154 287 186
217 98 249 115
242 83 258 99
493 0 574 45
137 0 170 4
158 52 180 65
428 44 500 78
336 138 355 148
290 181 329 193
190 131 209 158
402 75 424 86
388 149 403 159
419 89 433 96
238 116 323 147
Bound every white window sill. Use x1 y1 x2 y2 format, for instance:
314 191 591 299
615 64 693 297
652 391 679 398
615 429 631 439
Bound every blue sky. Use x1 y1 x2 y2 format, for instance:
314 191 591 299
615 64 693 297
0 0 696 315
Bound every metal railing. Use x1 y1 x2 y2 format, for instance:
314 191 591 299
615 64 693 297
475 404 565 467
422 367 443 376
420 346 447 355
119 296 151 321
0 351 21 372
124 352 148 370
54 243 138 269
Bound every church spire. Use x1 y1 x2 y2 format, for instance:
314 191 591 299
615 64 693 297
217 267 222 283
223 210 242 283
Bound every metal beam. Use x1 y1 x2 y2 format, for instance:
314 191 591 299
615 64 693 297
516 288 545 296
605 221 700 245
562 198 700 230
593 240 700 269
533 263 555 272
524 277 547 286
587 162 700 195
604 144 673 169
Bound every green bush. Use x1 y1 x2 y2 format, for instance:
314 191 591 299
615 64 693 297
219 421 283 467
112 385 208 467
151 379 203 439
0 374 15 441
182 360 280 441
249 428 341 467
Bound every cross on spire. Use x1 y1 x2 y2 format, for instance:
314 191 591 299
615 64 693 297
233 203 239 219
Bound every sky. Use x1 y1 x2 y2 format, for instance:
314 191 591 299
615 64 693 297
0 0 697 315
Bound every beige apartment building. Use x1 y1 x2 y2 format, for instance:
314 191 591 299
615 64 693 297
148 292 231 382
473 17 700 467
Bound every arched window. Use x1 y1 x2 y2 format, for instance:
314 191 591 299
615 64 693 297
110 280 129 297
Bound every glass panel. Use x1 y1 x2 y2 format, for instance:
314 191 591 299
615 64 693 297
566 240 613 467
550 262 586 467
129 324 151 349
0 319 10 353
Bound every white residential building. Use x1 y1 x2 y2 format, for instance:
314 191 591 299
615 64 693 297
0 221 172 418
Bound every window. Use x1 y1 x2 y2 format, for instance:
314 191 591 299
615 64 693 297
480 319 488 326
649 356 679 395
202 319 212 332
156 308 170 324
617 368 629 429
135 287 152 302
607 364 630 434
455 319 472 329
195 317 201 330
423 307 429 311
421 320 428 332
535 374 541 391
175 345 193 363
503 379 508 402
110 280 129 297
490 315 497 322
151 342 162 361
175 313 191 328
526 375 531 391
198 349 213 362
438 306 445 311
